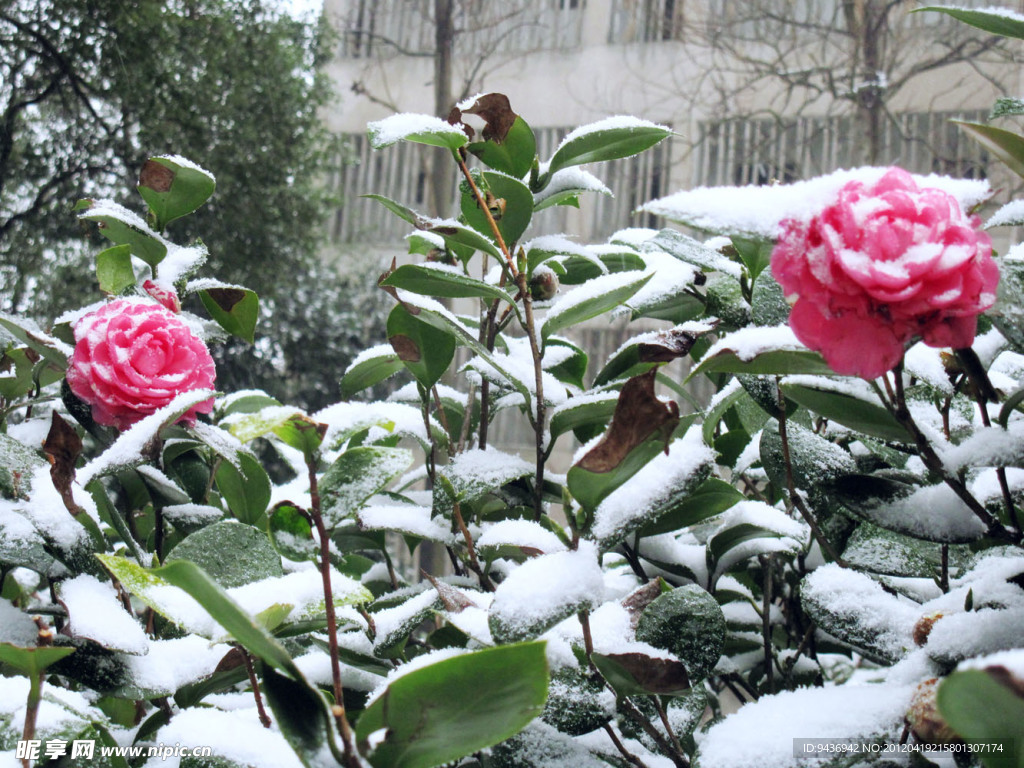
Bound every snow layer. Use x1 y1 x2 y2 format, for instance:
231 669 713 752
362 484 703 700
642 167 990 238
60 573 149 654
697 683 915 768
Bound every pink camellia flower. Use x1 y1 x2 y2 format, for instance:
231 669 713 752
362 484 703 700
142 279 181 313
67 299 216 430
771 167 999 379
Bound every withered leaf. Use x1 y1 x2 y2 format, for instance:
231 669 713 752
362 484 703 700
139 159 175 193
389 334 421 363
44 411 83 514
638 325 716 363
205 288 247 313
423 572 476 613
214 647 247 673
602 652 690 694
460 93 518 143
577 368 679 474
621 578 669 631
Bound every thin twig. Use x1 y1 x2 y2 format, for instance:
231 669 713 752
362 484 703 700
305 460 360 767
882 365 1016 542
602 723 650 768
760 554 774 694
241 648 272 728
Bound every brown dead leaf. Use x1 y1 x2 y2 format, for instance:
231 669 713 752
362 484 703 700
389 335 421 363
423 572 476 613
139 159 175 193
638 324 716 363
44 412 82 515
205 288 247 313
604 652 690 694
459 93 517 143
577 368 679 474
621 578 669 631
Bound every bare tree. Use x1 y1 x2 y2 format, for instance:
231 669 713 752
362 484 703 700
659 0 1020 175
335 0 578 215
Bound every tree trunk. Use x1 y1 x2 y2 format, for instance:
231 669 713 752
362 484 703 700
430 0 455 216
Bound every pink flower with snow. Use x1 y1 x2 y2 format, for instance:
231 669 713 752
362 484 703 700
771 167 999 379
67 299 216 430
142 280 181 313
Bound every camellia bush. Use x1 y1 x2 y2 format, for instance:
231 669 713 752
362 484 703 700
4 8 1024 768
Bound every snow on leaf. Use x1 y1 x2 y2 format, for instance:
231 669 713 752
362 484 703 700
78 389 217 485
802 564 918 663
367 113 468 150
476 519 568 555
488 541 604 643
120 636 232 698
591 426 715 549
641 167 990 238
153 707 304 768
697 682 916 768
358 503 454 544
59 573 149 655
442 447 534 501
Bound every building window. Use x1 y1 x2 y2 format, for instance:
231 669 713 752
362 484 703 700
338 0 585 59
693 110 989 188
609 0 684 43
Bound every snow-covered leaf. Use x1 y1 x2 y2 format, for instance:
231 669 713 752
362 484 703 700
489 542 604 643
356 642 549 768
137 154 216 230
367 112 469 151
541 270 652 341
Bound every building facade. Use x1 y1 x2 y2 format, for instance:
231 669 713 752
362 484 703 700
322 0 1019 250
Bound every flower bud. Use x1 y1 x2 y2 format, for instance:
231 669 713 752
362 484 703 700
529 266 559 301
142 279 182 313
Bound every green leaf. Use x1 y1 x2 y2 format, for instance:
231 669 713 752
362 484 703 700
381 263 514 305
390 295 534 408
780 379 911 442
215 452 272 526
460 170 534 247
196 283 259 344
363 193 418 225
635 584 726 681
224 407 325 456
269 502 315 562
468 115 537 178
915 6 1024 39
95 244 136 295
708 520 805 579
0 644 76 676
80 202 168 268
639 477 744 537
340 344 405 399
165 520 283 587
646 228 742 277
319 446 412 526
387 303 457 390
367 113 469 151
355 642 549 768
261 664 336 767
548 392 618 445
547 119 672 175
731 236 773 283
542 271 652 342
689 336 834 380
937 669 1024 768
544 337 588 390
0 312 69 368
955 121 1024 179
137 156 216 230
150 559 300 675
